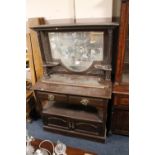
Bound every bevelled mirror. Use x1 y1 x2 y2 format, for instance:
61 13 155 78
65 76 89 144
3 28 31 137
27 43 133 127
48 31 104 72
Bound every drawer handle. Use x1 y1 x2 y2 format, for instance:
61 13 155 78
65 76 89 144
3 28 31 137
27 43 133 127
80 98 89 106
48 94 55 101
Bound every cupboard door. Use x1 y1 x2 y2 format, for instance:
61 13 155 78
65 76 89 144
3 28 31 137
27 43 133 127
73 120 105 136
111 106 129 135
43 115 69 130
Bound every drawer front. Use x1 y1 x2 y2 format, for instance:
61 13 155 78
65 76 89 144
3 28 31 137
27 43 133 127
43 115 69 130
113 94 129 106
73 120 105 136
37 91 68 102
69 95 107 108
35 91 68 110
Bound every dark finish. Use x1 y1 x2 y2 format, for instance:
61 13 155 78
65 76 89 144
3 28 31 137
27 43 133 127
31 22 119 31
31 23 118 81
111 0 129 135
31 138 96 155
113 93 129 106
32 23 118 142
42 102 105 138
111 105 129 135
35 90 108 142
34 80 112 99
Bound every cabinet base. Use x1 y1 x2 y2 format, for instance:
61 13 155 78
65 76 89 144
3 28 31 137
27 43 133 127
43 125 106 143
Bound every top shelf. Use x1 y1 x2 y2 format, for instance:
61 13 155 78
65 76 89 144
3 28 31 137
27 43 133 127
31 22 119 31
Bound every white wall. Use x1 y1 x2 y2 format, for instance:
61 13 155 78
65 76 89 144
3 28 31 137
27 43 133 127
75 0 113 19
26 0 74 20
26 0 114 22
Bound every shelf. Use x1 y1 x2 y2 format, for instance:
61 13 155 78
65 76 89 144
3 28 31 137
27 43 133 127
43 102 102 123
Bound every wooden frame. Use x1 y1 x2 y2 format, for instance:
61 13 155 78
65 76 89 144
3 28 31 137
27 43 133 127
26 18 45 85
31 23 118 81
111 0 129 136
114 0 129 84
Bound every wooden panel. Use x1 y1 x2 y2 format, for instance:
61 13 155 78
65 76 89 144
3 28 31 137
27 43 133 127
27 18 45 84
115 0 129 83
34 81 112 99
111 106 129 135
26 33 36 85
41 102 106 141
36 91 68 102
69 95 107 108
113 83 129 94
43 115 69 130
74 120 104 136
113 94 129 106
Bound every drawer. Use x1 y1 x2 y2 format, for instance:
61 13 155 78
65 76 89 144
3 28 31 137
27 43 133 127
36 91 68 102
69 95 107 108
113 94 129 106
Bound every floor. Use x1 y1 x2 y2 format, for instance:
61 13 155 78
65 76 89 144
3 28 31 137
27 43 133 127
27 119 129 155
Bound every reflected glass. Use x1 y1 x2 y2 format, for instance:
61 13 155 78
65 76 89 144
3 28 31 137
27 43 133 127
121 26 129 83
48 32 104 72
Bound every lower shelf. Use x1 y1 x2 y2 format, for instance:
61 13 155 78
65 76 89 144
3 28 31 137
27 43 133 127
43 102 102 123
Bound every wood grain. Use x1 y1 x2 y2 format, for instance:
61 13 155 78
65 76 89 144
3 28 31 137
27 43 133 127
111 0 129 136
26 33 36 85
114 0 129 83
27 18 45 84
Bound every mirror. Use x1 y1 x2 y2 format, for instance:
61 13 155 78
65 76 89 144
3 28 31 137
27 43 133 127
48 31 104 72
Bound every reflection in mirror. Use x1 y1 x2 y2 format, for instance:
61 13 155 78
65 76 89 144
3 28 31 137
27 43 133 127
48 32 104 72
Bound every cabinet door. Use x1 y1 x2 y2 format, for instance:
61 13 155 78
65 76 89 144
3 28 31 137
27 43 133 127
73 120 105 136
43 115 69 130
111 106 129 135
115 0 129 84
121 26 129 84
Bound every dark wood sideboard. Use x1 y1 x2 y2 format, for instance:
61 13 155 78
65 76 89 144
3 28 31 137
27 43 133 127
31 23 118 142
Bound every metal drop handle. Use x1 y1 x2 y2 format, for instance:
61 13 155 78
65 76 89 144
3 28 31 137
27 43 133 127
80 98 89 106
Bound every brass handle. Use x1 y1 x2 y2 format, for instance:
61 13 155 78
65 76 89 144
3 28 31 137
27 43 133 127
80 98 89 106
48 94 55 101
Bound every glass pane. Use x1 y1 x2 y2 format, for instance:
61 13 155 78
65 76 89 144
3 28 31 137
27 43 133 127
48 32 104 72
121 27 129 83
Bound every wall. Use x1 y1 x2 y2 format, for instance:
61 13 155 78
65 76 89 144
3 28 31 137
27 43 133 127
26 0 118 23
26 0 74 20
113 0 121 17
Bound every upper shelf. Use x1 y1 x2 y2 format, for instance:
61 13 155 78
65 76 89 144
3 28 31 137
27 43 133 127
31 22 119 31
